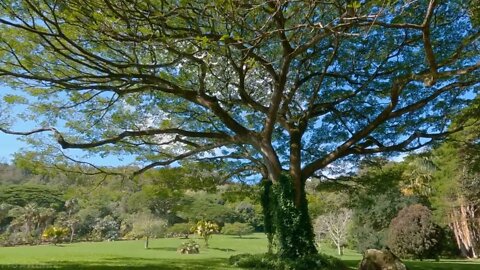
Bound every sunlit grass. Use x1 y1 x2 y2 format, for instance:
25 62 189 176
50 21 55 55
0 233 478 269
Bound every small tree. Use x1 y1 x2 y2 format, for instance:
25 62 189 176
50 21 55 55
129 213 167 249
388 204 443 259
192 220 219 248
222 222 254 238
314 208 352 256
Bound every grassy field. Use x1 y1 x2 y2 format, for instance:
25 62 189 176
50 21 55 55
0 234 478 269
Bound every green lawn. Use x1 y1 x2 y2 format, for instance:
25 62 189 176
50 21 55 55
0 234 478 270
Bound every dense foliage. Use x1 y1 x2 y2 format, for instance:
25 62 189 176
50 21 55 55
1 0 478 258
0 162 263 247
388 204 443 259
0 185 64 210
347 162 422 252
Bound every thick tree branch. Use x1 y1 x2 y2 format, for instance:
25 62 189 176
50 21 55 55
0 126 232 149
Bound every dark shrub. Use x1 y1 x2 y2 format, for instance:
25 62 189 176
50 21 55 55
388 204 443 259
166 223 192 238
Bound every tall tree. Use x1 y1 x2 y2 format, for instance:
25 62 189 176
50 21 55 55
430 120 480 258
0 0 479 258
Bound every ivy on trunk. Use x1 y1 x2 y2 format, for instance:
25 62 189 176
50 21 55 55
263 174 317 259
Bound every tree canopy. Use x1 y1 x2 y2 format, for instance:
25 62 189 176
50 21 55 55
0 0 478 182
0 0 479 259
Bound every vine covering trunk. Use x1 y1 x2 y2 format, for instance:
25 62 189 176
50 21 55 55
264 174 317 259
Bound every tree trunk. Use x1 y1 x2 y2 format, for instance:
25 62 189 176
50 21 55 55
144 237 149 249
449 202 480 258
70 225 75 243
261 180 275 254
451 214 469 257
270 174 317 259
337 244 343 256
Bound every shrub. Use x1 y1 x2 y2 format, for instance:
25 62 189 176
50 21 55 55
92 215 120 241
229 253 347 270
42 226 69 245
166 223 193 238
222 222 254 238
388 204 443 259
177 240 200 254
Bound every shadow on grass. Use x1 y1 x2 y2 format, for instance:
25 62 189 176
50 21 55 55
0 258 232 270
342 259 480 270
342 260 360 269
228 236 263 240
148 247 178 252
210 247 235 252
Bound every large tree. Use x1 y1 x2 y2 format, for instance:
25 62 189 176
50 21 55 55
0 0 479 258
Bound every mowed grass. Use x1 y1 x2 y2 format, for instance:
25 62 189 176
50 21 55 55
0 234 267 270
0 234 479 270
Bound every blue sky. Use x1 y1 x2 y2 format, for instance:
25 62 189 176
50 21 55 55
0 86 136 166
0 86 29 163
0 132 28 163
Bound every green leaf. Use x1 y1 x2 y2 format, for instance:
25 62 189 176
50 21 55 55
219 34 230 41
3 94 27 104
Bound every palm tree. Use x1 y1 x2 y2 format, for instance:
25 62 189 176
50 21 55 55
402 156 437 196
7 203 40 242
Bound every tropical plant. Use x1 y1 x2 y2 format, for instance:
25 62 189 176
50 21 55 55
177 240 200 254
192 220 220 248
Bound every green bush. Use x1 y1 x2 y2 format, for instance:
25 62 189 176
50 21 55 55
42 226 69 245
166 223 193 238
229 253 347 270
222 222 254 238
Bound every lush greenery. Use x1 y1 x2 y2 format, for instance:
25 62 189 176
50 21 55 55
1 117 480 264
1 0 479 259
0 234 479 270
0 162 264 249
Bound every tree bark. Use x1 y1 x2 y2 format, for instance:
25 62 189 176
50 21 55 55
145 237 149 249
337 244 343 256
449 202 480 258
